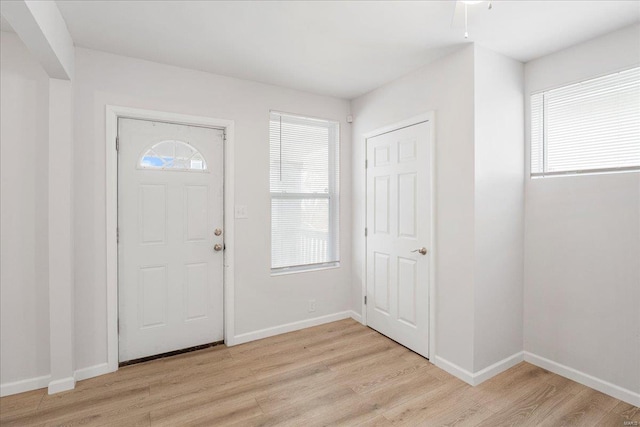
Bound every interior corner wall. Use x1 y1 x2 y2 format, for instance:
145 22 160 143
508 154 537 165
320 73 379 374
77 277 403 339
350 45 477 372
524 24 640 395
473 45 524 372
0 31 51 388
72 48 352 372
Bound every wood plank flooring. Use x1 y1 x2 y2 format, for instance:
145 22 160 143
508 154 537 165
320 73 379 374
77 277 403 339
1 319 637 426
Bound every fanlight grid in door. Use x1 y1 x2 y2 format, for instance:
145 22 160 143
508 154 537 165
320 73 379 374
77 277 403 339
139 140 207 171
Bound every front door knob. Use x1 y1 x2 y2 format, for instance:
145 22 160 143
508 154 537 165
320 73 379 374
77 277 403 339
214 244 223 252
411 247 427 255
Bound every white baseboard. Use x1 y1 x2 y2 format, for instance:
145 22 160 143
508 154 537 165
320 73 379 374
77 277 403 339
434 356 475 385
75 363 113 381
473 352 524 385
434 351 524 386
524 351 640 407
0 374 51 397
1 363 115 397
48 376 76 394
232 311 353 346
1 311 354 397
350 310 363 324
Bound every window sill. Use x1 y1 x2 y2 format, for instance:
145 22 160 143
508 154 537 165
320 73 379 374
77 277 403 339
531 167 639 179
271 262 340 277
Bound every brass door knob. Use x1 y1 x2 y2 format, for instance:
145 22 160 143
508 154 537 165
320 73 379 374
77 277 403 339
214 244 223 252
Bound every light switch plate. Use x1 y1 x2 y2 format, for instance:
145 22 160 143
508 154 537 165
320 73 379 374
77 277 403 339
235 205 248 219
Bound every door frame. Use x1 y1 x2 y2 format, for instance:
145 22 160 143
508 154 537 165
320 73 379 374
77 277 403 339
362 112 436 359
105 105 236 373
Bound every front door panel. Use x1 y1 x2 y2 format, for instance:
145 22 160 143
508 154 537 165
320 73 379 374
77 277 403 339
118 118 224 362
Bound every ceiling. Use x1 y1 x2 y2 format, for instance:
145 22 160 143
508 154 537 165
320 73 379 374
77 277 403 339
16 1 640 99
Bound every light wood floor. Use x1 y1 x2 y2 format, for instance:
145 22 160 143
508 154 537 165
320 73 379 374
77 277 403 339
1 319 638 426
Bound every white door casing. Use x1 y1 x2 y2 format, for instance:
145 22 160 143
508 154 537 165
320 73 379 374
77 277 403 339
118 118 224 362
366 121 432 358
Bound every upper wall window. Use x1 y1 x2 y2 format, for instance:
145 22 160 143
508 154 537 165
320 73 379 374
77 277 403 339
269 111 340 273
531 66 640 177
139 140 207 171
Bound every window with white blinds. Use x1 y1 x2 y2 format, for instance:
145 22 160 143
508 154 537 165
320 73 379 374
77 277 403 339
270 111 340 272
531 66 640 177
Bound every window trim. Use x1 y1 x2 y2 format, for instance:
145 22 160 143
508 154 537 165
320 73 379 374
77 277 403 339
531 165 639 179
270 262 341 276
269 111 340 274
529 64 640 96
530 65 640 179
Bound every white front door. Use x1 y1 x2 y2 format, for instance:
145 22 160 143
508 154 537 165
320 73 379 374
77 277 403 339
118 118 224 362
366 121 432 358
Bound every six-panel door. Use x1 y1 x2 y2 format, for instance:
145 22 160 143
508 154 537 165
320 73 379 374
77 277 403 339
366 121 431 358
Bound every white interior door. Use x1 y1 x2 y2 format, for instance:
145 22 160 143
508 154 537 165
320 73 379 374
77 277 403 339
118 118 224 362
366 121 431 358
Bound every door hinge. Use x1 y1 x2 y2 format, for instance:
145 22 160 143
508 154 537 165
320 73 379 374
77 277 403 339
115 136 119 151
117 227 119 243
365 159 368 169
117 319 120 334
364 296 367 305
365 227 368 237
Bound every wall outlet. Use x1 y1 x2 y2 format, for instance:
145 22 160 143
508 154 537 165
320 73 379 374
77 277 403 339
308 299 316 313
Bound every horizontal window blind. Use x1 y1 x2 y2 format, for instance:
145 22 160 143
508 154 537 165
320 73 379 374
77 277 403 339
270 112 340 271
531 66 640 177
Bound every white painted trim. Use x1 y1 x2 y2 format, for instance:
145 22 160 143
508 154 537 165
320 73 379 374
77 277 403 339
0 375 51 397
1 0 75 80
105 105 236 365
232 311 353 346
48 376 75 394
361 113 435 140
223 116 236 348
105 107 118 373
74 363 111 382
350 310 363 324
1 362 120 396
524 352 640 407
361 112 437 360
473 352 524 385
434 356 475 385
434 352 524 386
427 112 437 364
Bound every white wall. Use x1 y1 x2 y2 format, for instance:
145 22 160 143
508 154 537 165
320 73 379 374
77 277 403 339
351 45 477 372
351 45 526 377
0 31 50 386
72 48 352 371
524 24 640 396
473 46 524 371
47 77 75 392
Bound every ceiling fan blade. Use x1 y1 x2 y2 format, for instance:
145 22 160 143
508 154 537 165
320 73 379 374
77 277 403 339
450 1 466 29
